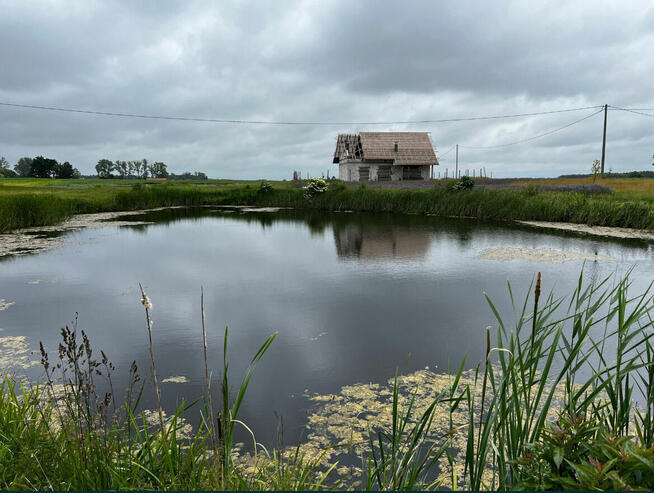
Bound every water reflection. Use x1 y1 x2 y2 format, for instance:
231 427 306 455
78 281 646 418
333 222 432 260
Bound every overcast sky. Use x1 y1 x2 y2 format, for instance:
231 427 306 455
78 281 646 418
1 0 653 178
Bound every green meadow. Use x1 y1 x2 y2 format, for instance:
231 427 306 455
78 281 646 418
2 176 654 233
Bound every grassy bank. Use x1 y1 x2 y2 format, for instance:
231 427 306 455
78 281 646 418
3 177 654 233
2 270 654 490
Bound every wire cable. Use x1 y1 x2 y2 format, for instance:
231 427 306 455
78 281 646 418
609 106 654 119
437 144 457 159
459 108 603 150
0 101 603 126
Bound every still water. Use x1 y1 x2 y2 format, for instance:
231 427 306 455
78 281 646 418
2 207 654 445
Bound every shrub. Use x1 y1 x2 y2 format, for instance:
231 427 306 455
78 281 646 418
304 177 328 199
448 175 475 192
258 181 273 194
515 413 654 490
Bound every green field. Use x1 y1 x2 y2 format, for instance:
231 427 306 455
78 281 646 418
2 176 654 233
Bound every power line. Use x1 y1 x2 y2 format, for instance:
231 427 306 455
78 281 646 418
0 100 603 126
437 144 457 159
609 105 654 111
609 106 654 119
459 108 603 150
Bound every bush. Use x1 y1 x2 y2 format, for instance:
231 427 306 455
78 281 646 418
448 175 475 192
258 181 273 194
303 177 328 199
515 413 654 490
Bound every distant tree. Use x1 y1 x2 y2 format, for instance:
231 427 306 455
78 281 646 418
0 167 18 178
0 156 9 169
149 161 168 178
141 159 149 179
129 160 142 179
14 157 33 177
29 156 58 178
95 159 115 178
127 160 136 178
168 171 208 180
591 159 601 183
114 160 128 178
54 161 80 179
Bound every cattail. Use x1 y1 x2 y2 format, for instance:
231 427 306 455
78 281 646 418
139 284 164 433
531 272 542 350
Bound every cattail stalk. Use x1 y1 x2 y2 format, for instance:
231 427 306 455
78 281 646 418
201 287 220 465
531 272 542 351
139 283 165 433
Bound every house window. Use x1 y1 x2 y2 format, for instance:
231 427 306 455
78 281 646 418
402 166 423 180
359 166 370 181
377 165 392 181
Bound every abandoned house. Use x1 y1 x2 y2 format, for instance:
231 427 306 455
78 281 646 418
332 132 439 182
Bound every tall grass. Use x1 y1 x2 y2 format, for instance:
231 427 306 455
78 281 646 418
460 270 654 489
3 181 654 233
0 194 75 232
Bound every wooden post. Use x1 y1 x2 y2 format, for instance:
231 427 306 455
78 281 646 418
455 144 459 180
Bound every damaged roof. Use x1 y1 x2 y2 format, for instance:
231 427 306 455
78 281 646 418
333 132 438 166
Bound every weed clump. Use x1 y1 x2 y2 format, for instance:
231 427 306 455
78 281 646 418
448 175 475 192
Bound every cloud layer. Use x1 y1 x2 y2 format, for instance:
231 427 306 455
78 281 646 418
1 0 653 178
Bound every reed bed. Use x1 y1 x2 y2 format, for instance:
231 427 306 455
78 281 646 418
3 180 654 233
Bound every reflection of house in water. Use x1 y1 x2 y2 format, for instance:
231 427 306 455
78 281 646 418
333 223 431 260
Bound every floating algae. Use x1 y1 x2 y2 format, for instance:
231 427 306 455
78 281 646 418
0 335 39 371
478 246 614 263
232 368 492 488
142 409 193 439
0 299 15 311
162 375 189 383
0 209 156 258
519 220 654 241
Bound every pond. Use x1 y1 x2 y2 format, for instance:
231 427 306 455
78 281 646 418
2 206 654 449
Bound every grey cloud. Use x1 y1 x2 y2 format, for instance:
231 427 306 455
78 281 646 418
0 0 653 178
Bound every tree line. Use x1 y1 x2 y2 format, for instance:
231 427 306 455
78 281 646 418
95 158 168 179
0 156 81 178
0 155 208 180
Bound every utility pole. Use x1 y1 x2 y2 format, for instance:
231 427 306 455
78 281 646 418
600 104 608 176
455 144 459 179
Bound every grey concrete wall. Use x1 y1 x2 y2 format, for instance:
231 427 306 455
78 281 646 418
338 161 360 181
338 161 432 182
